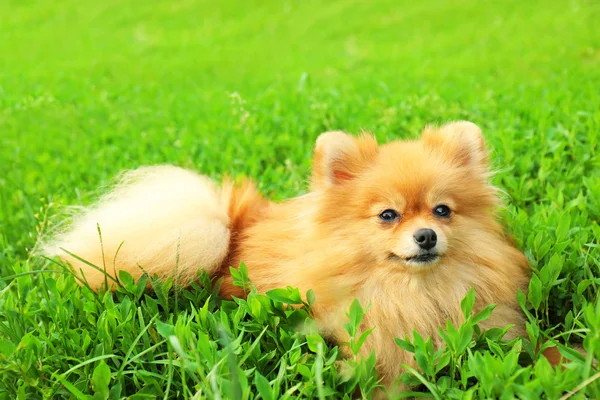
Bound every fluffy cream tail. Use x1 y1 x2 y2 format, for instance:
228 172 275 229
41 166 231 290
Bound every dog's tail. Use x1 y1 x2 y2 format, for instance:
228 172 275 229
40 165 265 290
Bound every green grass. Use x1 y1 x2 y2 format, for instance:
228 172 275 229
1 0 600 398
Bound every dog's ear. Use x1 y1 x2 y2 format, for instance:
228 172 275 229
311 131 378 190
422 121 488 169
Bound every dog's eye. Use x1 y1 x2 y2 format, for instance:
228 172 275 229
433 205 451 218
379 209 399 222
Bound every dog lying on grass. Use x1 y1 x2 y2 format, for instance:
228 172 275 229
44 121 566 394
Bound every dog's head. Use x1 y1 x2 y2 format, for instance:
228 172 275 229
311 121 501 272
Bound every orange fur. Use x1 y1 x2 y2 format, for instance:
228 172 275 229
228 122 530 392
43 121 533 394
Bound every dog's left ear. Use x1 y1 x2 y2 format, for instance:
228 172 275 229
311 131 378 191
422 121 488 169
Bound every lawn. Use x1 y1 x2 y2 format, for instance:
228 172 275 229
1 0 599 398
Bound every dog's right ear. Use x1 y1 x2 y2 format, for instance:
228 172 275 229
310 131 378 191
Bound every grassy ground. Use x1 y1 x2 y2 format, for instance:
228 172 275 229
1 0 599 398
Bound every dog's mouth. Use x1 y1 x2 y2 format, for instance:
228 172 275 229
389 252 440 265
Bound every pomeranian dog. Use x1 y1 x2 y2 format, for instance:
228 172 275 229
43 121 532 393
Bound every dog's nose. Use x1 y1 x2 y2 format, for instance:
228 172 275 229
413 229 437 250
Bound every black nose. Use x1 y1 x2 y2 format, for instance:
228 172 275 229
413 229 437 250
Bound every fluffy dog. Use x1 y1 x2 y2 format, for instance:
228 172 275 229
43 121 531 393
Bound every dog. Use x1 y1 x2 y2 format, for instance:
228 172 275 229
43 121 534 394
